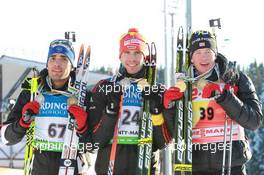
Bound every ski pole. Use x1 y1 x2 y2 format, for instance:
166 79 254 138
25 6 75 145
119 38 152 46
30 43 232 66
107 95 123 175
24 68 39 175
223 61 237 175
227 120 233 175
221 114 228 175
221 115 233 175
209 18 221 52
209 18 235 175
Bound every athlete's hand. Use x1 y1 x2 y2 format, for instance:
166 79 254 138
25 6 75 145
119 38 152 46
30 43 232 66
221 61 239 85
163 87 184 109
105 83 122 117
142 84 165 114
202 83 237 103
68 105 88 134
216 53 239 85
19 101 40 129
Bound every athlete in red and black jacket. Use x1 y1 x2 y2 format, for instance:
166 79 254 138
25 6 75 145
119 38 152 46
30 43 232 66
85 28 173 175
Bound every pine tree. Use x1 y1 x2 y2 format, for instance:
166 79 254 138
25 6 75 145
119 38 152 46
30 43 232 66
245 60 264 175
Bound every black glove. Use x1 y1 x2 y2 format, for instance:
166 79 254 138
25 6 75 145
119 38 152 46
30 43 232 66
142 84 166 115
216 53 239 85
221 61 239 85
216 89 236 103
105 82 122 116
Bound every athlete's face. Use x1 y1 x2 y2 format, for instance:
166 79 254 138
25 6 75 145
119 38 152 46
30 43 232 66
47 54 72 84
191 48 216 75
120 50 144 74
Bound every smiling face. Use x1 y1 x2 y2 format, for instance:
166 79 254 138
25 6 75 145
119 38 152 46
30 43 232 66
120 50 144 74
191 48 216 75
47 53 72 88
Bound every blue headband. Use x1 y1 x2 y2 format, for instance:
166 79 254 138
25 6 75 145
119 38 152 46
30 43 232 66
47 39 75 66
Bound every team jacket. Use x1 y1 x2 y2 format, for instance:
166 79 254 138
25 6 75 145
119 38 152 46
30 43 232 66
191 54 263 171
87 67 172 175
1 69 79 175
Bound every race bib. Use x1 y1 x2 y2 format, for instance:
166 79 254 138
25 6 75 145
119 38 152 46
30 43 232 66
111 83 143 144
192 81 245 144
33 94 69 152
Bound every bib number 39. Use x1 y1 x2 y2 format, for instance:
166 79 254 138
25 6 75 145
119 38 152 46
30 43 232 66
200 107 214 120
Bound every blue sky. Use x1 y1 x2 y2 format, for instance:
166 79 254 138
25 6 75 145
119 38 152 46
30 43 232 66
0 0 263 70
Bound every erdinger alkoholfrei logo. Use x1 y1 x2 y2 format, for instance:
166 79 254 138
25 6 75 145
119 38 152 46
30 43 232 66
41 102 67 110
39 94 68 117
122 84 142 107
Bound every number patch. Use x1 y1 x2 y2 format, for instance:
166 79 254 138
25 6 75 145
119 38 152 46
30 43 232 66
48 123 66 138
122 109 139 125
199 107 214 120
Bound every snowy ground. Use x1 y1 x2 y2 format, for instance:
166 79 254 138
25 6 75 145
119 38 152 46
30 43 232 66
0 137 24 175
0 167 23 175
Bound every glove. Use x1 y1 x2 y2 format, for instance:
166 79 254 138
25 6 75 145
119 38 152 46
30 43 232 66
216 53 239 85
105 83 122 116
203 82 237 103
221 61 239 85
142 84 165 100
142 84 165 114
68 105 88 133
214 89 229 103
214 86 237 103
202 83 221 99
163 87 184 109
19 101 40 129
